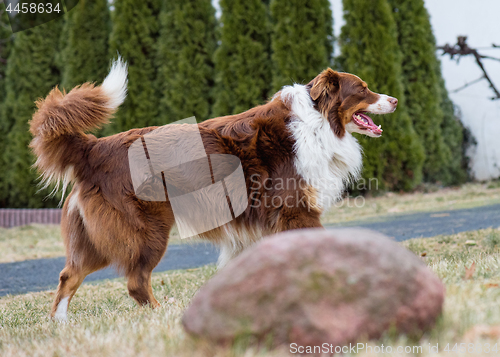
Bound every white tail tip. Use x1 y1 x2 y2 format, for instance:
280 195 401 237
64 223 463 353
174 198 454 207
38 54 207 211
101 56 128 110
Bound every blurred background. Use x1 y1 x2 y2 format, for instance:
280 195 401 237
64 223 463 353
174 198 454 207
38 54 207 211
0 0 499 209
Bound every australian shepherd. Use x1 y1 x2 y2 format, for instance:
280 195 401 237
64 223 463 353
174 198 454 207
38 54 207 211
29 59 397 320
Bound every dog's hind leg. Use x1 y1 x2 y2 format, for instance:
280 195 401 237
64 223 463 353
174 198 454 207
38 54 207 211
50 253 109 322
51 264 92 321
125 236 168 308
126 266 159 308
50 207 109 321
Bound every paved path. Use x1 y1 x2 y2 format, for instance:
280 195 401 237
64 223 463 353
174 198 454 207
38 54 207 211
327 203 500 241
0 243 219 297
1 203 499 297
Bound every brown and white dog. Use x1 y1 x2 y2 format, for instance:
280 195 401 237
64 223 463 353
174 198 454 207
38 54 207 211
29 59 397 320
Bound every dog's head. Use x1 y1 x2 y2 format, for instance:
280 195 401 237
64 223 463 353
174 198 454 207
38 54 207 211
306 68 398 138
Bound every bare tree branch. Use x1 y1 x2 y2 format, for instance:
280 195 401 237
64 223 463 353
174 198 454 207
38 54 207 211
480 55 500 62
451 76 485 93
438 36 500 100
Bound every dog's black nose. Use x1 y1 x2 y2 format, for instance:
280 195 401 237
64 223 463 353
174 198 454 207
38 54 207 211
389 97 398 106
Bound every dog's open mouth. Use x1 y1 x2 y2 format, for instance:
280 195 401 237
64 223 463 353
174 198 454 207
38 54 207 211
352 112 383 137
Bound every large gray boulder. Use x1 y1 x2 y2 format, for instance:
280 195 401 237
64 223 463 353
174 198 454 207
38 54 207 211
183 228 444 348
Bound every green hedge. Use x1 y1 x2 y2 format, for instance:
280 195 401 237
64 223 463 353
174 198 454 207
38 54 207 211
270 0 333 92
212 0 272 116
338 0 425 191
108 0 162 133
1 19 64 208
156 0 217 123
59 0 110 91
389 0 460 184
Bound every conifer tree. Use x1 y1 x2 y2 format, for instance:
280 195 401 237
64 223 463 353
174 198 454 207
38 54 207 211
338 0 424 191
388 0 458 184
212 0 272 116
60 0 110 90
0 4 12 103
1 18 63 207
438 76 471 184
270 0 333 92
157 0 217 123
0 4 13 207
108 0 162 133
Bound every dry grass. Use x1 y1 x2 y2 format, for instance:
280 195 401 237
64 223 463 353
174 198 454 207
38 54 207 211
0 265 289 357
357 228 500 357
1 228 500 356
323 181 500 224
0 224 201 263
0 224 63 263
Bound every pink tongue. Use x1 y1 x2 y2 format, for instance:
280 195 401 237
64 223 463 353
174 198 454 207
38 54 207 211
358 113 381 133
358 113 375 126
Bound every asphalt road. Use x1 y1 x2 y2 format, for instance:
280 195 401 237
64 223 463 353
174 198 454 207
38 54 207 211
327 203 500 241
1 203 499 297
0 243 219 297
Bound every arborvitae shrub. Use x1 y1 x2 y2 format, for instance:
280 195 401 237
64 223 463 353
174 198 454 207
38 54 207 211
388 0 460 184
1 19 64 207
0 4 13 207
212 0 272 116
438 76 474 184
0 3 12 103
156 0 217 123
270 0 334 92
108 0 162 133
338 0 424 191
59 0 110 90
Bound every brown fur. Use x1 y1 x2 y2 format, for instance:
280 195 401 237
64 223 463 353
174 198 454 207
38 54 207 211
29 69 383 317
306 68 381 137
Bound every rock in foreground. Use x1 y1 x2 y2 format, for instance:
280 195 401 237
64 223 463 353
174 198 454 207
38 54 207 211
183 228 444 348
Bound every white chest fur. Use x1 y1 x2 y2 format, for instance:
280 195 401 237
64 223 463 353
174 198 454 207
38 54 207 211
281 84 363 211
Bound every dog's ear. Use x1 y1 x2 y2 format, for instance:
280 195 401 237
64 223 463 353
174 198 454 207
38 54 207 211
309 69 340 101
308 69 344 137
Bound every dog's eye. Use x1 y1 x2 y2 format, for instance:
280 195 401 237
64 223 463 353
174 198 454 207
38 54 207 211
360 88 367 94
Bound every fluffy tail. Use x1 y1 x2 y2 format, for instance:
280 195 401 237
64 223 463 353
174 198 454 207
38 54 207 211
29 57 128 199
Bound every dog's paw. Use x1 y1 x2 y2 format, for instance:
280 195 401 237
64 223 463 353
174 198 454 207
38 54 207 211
52 296 69 322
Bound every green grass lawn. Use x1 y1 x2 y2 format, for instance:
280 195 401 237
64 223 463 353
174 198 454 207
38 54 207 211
2 181 500 263
1 228 500 356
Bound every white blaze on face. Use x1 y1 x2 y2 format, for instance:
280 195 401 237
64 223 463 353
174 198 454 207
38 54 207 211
54 296 69 322
365 94 397 114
